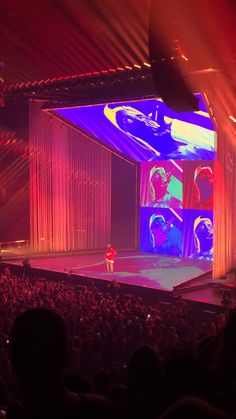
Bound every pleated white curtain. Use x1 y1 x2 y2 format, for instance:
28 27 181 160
29 100 111 252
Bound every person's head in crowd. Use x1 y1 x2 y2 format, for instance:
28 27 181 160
94 369 110 397
65 373 92 394
128 345 163 398
10 308 115 419
159 397 229 419
10 307 67 386
22 259 31 269
194 166 213 208
223 311 236 353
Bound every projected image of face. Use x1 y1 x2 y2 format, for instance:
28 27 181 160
149 213 182 256
141 161 183 209
116 107 160 132
105 104 178 159
104 105 183 159
55 95 215 162
194 166 213 209
148 166 182 208
151 167 168 194
191 216 213 261
104 103 214 161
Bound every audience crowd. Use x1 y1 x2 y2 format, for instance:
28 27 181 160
0 264 235 418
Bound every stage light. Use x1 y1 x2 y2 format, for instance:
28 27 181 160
181 54 188 61
229 115 236 123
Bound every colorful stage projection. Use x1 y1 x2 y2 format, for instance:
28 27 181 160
54 94 215 261
140 160 214 261
54 94 215 162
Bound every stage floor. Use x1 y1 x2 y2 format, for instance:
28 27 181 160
11 251 212 292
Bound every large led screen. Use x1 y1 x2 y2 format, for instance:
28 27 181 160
55 94 215 162
140 160 214 261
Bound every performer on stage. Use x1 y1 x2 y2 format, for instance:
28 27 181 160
105 244 117 273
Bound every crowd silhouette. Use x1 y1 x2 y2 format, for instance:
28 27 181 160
0 265 234 418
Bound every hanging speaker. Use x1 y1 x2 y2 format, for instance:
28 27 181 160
148 0 199 112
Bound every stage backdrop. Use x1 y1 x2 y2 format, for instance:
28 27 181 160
54 94 215 262
139 95 215 262
29 100 112 252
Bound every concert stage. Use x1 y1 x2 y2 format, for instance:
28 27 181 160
8 251 214 297
7 251 236 307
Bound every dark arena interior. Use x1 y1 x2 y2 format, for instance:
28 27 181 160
0 1 236 418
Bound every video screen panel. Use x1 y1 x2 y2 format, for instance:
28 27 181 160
140 160 183 209
183 161 213 210
183 209 213 261
140 207 183 257
54 94 215 162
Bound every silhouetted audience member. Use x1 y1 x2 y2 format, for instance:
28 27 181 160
215 311 236 413
0 268 232 417
159 397 229 419
94 370 110 398
9 308 115 419
126 345 164 419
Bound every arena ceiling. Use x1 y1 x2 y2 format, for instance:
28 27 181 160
1 0 235 91
1 0 149 85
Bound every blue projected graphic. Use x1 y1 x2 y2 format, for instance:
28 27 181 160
54 95 215 162
140 207 183 257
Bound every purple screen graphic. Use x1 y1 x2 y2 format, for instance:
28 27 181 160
54 94 215 162
140 207 183 257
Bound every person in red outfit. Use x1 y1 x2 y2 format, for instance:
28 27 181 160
105 244 117 273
